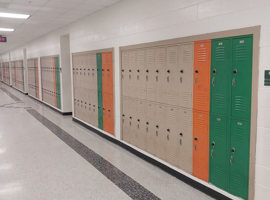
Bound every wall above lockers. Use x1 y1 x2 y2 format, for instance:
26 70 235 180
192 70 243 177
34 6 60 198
1 0 270 199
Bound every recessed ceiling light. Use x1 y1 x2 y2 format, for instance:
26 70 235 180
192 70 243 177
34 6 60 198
0 12 30 19
0 28 14 32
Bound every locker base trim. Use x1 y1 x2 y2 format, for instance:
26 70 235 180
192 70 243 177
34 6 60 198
72 117 232 200
27 94 72 116
11 85 28 95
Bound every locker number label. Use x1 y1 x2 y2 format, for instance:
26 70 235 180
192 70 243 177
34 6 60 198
240 40 245 44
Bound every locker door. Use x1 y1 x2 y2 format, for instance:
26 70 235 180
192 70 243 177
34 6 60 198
35 59 40 99
165 46 178 105
92 90 98 127
155 103 167 160
97 53 103 130
177 107 193 173
102 52 113 95
209 114 229 190
178 43 194 108
165 105 179 166
145 48 156 102
54 56 61 109
103 92 114 135
145 102 158 156
135 99 146 150
135 49 146 99
210 38 232 115
128 51 136 98
91 54 98 91
122 96 131 143
229 119 250 200
102 52 108 94
193 40 211 112
231 36 253 120
193 111 209 181
155 47 167 103
128 98 137 146
121 51 129 97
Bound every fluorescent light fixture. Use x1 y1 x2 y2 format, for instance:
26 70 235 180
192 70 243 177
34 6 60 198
0 12 30 19
0 28 14 32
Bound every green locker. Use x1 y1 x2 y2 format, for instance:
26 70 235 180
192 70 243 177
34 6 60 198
231 36 253 120
55 56 61 109
210 38 232 115
229 119 250 199
209 35 253 200
209 114 229 190
97 53 103 129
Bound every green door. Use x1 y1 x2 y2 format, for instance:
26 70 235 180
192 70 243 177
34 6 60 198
231 36 253 120
97 53 103 130
55 56 61 109
210 38 232 115
229 119 250 200
209 114 229 190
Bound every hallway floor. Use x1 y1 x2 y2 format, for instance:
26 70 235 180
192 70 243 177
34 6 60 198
0 83 213 200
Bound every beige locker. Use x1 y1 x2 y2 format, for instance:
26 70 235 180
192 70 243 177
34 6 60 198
155 103 167 161
122 96 132 143
145 48 156 102
135 49 146 99
178 43 194 108
134 99 147 150
164 46 179 105
127 51 136 98
121 51 129 97
145 101 158 156
155 47 166 103
127 97 138 146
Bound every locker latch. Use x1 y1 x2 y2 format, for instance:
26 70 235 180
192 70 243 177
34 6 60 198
230 147 236 165
211 141 215 158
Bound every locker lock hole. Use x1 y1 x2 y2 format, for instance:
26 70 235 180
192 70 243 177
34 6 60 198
194 137 198 141
231 148 236 153
212 69 216 74
233 69 237 74
195 70 199 73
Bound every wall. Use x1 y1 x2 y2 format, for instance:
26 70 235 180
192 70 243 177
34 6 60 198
1 0 270 199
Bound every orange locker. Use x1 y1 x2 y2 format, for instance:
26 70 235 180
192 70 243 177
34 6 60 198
103 92 114 135
193 40 211 112
193 40 211 182
193 110 209 181
102 52 113 94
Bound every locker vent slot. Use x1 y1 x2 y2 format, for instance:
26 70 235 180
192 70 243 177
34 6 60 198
167 48 177 66
183 47 193 63
197 47 207 62
234 45 249 61
215 46 225 61
232 96 248 114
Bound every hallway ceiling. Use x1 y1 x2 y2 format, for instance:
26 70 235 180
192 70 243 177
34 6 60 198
0 0 121 54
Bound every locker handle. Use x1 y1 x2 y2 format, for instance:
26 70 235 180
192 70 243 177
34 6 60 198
129 117 132 119
146 122 149 125
167 70 170 73
179 133 183 136
233 69 237 74
146 69 149 73
194 137 198 141
180 70 184 73
212 77 215 87
129 70 132 72
195 70 199 73
122 114 125 117
156 70 159 73
232 77 236 87
137 69 140 72
211 141 215 146
137 119 140 122
167 129 170 132
231 147 235 153
121 69 124 72
212 69 216 74
156 125 159 128
230 155 234 165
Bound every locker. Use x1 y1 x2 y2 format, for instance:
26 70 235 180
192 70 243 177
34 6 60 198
122 96 131 143
97 53 103 129
193 110 209 182
35 59 39 98
165 46 179 105
155 48 167 103
121 51 129 97
210 38 232 115
103 92 114 135
231 36 253 120
127 50 136 98
145 102 158 156
54 56 61 109
155 103 167 161
193 40 211 112
178 43 194 108
209 114 229 190
229 119 250 200
145 48 156 101
135 49 146 99
102 52 113 94
126 97 137 146
134 99 147 150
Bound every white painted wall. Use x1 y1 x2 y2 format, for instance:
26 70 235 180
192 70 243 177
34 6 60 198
1 0 270 198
